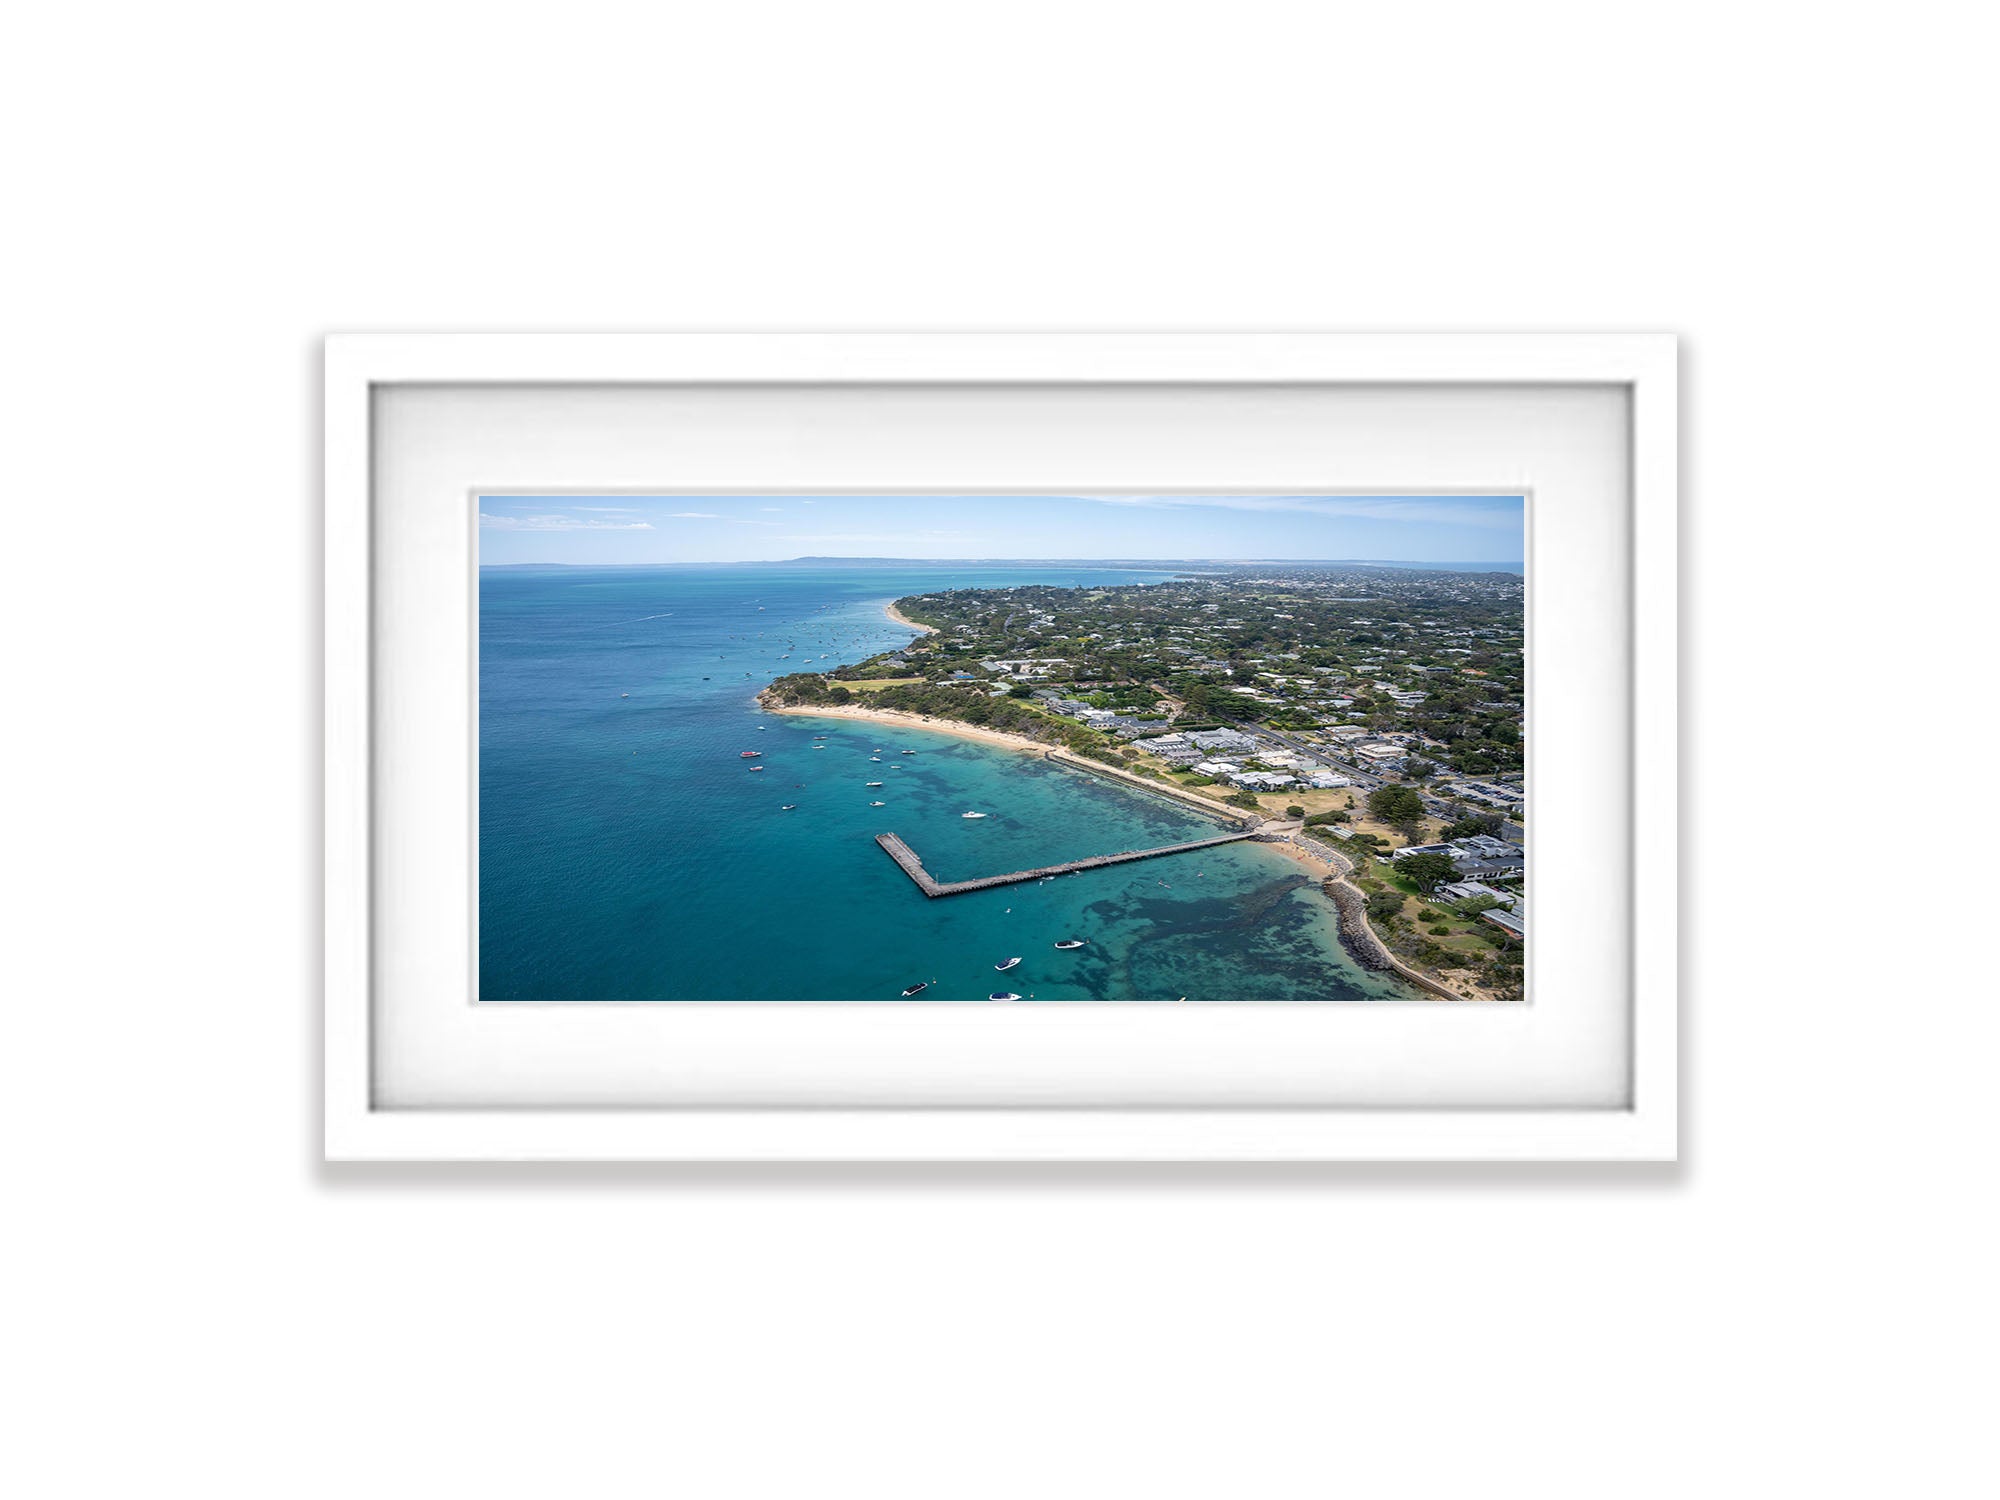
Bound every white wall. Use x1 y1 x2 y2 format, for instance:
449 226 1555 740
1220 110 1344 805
5 4 1992 1497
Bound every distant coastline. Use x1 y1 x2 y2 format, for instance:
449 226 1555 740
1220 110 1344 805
481 557 1523 575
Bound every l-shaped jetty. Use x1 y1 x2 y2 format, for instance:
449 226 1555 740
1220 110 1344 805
874 829 1257 898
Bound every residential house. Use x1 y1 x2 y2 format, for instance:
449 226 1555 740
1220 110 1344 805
1436 880 1512 906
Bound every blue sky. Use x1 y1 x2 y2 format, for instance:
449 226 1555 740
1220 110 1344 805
476 493 1525 566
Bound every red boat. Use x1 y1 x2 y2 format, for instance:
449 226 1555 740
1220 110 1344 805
740 750 763 758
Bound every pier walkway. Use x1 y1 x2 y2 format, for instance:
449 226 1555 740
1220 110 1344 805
874 829 1257 898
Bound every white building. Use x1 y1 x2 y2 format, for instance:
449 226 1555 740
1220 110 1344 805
1229 770 1299 790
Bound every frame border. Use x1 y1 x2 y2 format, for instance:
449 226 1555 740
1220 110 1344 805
325 333 1676 1161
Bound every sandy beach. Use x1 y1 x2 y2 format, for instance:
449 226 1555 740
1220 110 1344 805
760 698 1052 756
764 595 1479 1000
758 696 1266 830
882 599 937 634
1257 831 1487 1000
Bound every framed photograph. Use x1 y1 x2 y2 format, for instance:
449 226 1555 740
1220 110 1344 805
326 333 1676 1160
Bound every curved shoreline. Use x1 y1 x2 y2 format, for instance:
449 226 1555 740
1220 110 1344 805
882 599 937 634
1259 836 1490 1001
764 598 1480 1002
760 697 1054 756
758 697 1250 827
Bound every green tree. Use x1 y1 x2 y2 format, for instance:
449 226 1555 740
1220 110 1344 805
1365 888 1405 923
1367 784 1426 827
1284 804 1306 819
1441 813 1503 841
1397 851 1459 894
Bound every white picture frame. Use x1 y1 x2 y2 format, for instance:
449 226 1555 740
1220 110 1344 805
326 332 1676 1161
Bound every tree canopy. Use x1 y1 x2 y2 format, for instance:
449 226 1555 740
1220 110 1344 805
1441 812 1503 841
1367 784 1426 827
1396 851 1459 895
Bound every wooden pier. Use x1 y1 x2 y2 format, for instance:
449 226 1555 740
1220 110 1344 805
874 829 1257 898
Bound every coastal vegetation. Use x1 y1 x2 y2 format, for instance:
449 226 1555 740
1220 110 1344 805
763 560 1524 999
761 670 1128 763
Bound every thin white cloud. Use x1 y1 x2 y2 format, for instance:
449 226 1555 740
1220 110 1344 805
1062 493 1523 528
666 511 720 518
780 530 980 547
479 513 654 532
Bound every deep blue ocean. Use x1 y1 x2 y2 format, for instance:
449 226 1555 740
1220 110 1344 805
479 565 1409 1001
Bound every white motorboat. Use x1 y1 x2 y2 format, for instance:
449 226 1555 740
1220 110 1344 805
1054 940 1086 950
988 992 1021 1002
994 957 1021 972
961 811 988 819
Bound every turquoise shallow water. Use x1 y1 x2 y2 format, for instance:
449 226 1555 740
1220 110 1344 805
479 564 1409 1001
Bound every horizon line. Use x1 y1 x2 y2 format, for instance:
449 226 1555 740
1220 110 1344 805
479 555 1525 569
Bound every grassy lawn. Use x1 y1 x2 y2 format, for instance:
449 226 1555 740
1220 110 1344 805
1348 858 1506 961
841 677 927 693
1241 785 1442 845
1279 787 1361 819
1395 874 1511 959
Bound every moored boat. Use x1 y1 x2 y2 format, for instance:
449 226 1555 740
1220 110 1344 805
961 811 988 819
900 981 929 997
740 750 762 758
988 992 1021 1002
994 957 1021 972
1054 939 1086 950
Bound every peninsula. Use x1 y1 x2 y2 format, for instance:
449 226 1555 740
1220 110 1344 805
759 563 1527 999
